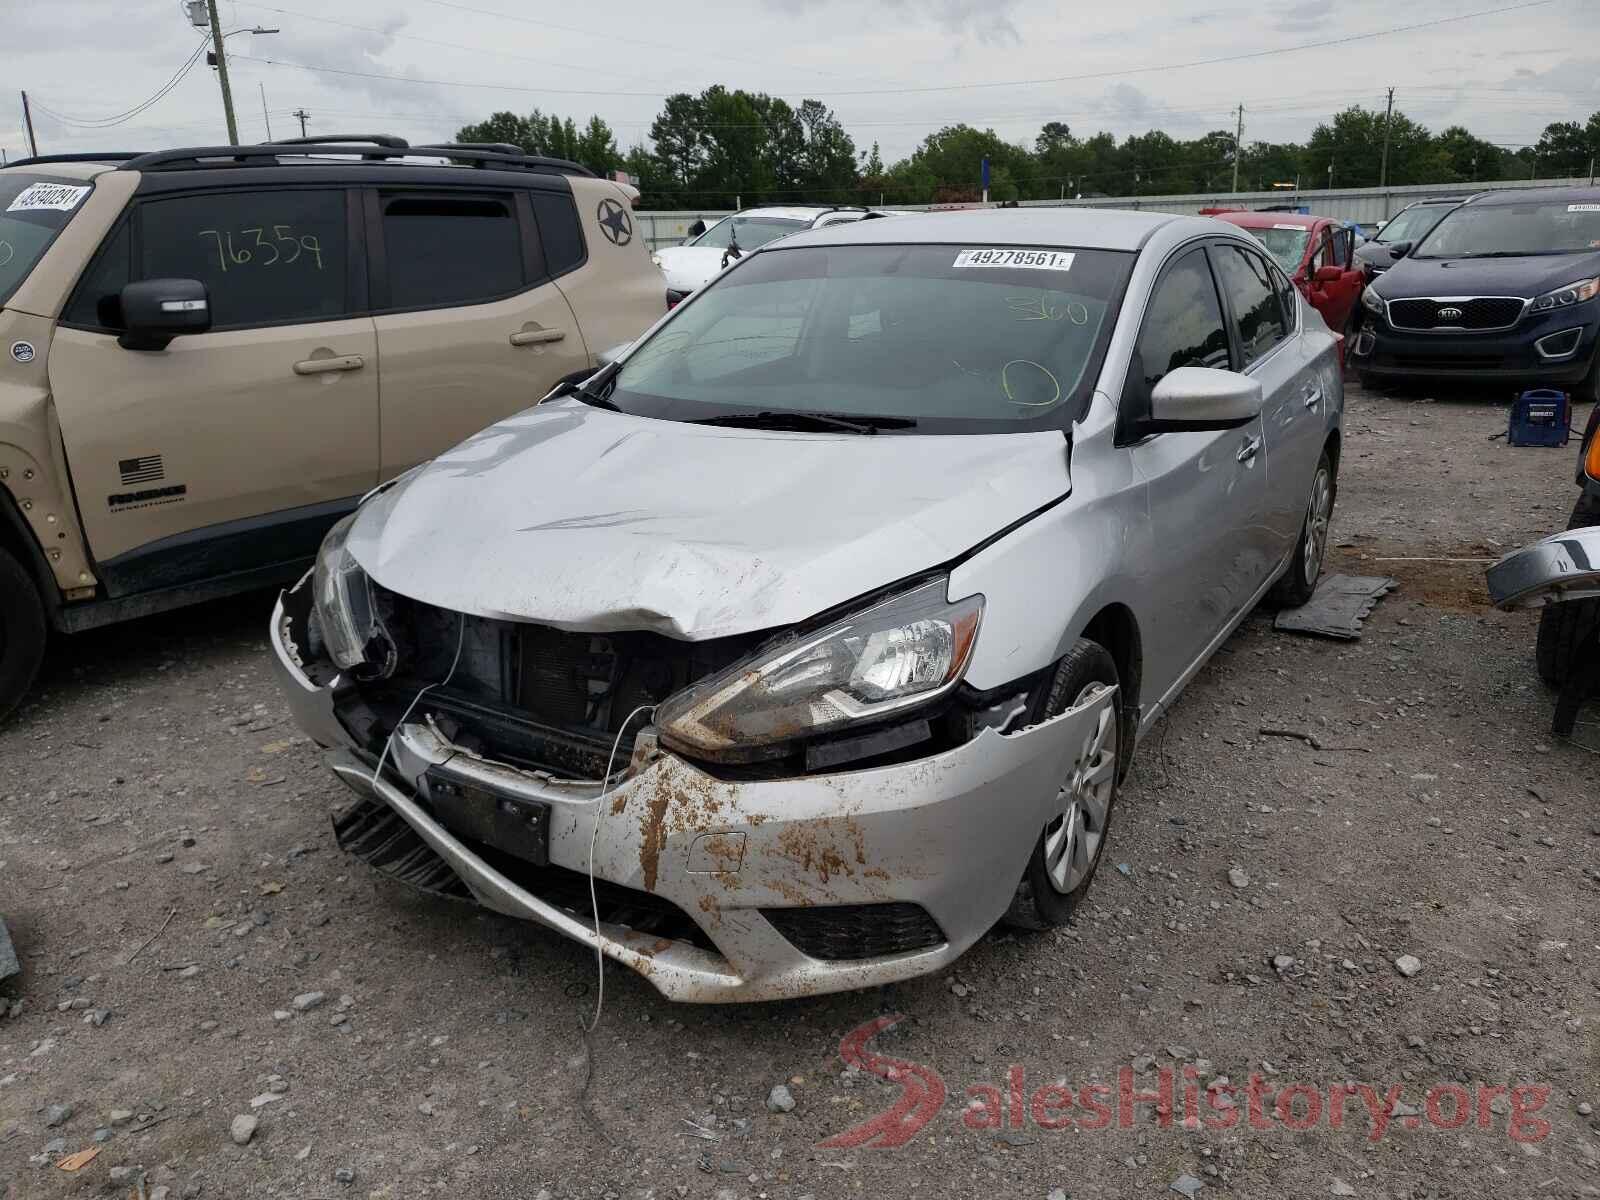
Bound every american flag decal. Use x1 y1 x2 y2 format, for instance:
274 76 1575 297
118 455 164 485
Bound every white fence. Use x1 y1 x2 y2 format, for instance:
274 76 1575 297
636 175 1595 250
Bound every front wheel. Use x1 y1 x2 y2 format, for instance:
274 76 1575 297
1003 639 1122 931
0 547 47 724
1273 449 1336 608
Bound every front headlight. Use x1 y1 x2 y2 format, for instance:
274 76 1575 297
312 513 395 679
657 578 983 756
1531 276 1600 312
650 253 662 268
1362 287 1385 315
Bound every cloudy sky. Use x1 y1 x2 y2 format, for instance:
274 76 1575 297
5 0 1597 174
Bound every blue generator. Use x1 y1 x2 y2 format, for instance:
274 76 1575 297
1507 388 1571 447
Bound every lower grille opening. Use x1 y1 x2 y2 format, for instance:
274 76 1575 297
762 902 945 961
333 795 474 900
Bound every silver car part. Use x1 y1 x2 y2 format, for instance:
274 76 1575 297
1487 526 1600 610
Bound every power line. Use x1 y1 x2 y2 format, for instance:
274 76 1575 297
33 38 210 127
232 0 1566 103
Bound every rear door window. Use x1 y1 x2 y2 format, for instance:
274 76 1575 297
380 193 522 310
1211 243 1288 367
137 189 350 329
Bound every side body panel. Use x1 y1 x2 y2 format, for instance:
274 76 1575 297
555 178 668 360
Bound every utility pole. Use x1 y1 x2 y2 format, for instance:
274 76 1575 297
292 109 309 137
1231 104 1244 193
1327 160 1334 190
1378 86 1395 189
259 83 272 140
20 90 37 157
205 0 239 144
1590 155 1596 186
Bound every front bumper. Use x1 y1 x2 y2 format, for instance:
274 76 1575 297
1487 526 1600 611
269 586 1110 1003
1349 308 1599 384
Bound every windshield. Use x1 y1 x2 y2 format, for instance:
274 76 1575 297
1246 226 1312 274
1377 204 1453 245
0 173 95 306
609 243 1134 433
1412 199 1600 259
692 215 806 250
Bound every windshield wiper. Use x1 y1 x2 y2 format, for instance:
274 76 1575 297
691 410 917 434
549 363 622 411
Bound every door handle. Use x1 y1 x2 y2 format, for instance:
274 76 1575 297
1237 436 1262 463
510 328 566 347
293 354 364 375
1303 387 1323 410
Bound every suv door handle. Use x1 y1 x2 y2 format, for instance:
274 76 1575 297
1237 435 1262 463
510 328 565 347
1303 387 1323 409
293 354 364 375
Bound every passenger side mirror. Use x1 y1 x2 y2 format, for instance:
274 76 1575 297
1386 240 1412 260
1147 366 1263 431
1313 265 1343 284
117 279 211 351
686 218 707 240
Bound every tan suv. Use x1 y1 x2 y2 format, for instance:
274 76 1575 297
0 137 666 720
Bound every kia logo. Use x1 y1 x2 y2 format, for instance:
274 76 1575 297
1436 305 1464 322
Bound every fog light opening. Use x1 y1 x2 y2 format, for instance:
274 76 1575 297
1535 327 1583 360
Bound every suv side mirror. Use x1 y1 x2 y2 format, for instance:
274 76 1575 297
1386 240 1412 260
1147 366 1263 430
117 279 212 351
686 218 707 240
1314 265 1343 283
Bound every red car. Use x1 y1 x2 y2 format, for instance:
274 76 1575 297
1212 211 1365 340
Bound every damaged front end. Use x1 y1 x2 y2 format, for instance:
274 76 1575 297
271 568 1114 1002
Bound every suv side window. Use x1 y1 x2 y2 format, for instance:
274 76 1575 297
380 192 522 310
1212 243 1287 367
1122 246 1230 435
62 219 132 329
529 192 585 277
1331 227 1351 266
137 190 349 329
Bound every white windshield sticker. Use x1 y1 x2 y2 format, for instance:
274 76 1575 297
953 248 1074 271
7 182 91 213
1272 223 1306 230
1568 203 1600 212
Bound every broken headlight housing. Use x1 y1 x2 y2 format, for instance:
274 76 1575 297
657 578 982 757
312 513 396 680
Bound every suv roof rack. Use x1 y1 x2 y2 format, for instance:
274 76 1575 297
268 133 411 149
116 141 594 178
6 152 145 168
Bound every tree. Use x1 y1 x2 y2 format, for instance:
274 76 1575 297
455 111 536 151
1303 105 1433 188
1432 125 1503 183
1534 120 1594 179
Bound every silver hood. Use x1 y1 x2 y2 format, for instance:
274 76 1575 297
653 244 733 294
347 399 1072 640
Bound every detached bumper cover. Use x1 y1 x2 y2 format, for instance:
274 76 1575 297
1487 527 1600 611
270 584 1112 1003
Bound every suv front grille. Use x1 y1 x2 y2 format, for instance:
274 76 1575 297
762 903 945 961
1388 296 1524 332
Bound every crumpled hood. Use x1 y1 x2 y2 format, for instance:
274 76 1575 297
1376 250 1600 300
348 399 1071 639
654 245 734 294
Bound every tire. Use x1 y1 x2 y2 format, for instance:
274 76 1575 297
1534 492 1600 688
1273 448 1336 609
1002 639 1122 931
0 547 46 724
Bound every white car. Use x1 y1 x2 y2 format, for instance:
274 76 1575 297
653 206 884 303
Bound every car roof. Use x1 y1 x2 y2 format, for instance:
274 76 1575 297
777 206 1197 252
729 206 861 222
1465 185 1600 208
0 161 115 181
1212 211 1325 231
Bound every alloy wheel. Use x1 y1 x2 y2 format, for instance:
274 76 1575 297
1303 464 1332 590
1042 683 1117 894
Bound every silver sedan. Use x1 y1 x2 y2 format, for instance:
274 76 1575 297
272 207 1343 1002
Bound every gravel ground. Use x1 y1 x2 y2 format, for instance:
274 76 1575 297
2 384 1598 1200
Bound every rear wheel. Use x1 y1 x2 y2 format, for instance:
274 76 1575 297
1273 449 1336 608
1003 639 1121 931
0 548 46 724
1535 492 1600 688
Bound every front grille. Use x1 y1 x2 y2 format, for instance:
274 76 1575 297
1388 296 1524 332
762 903 945 961
1386 352 1507 371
